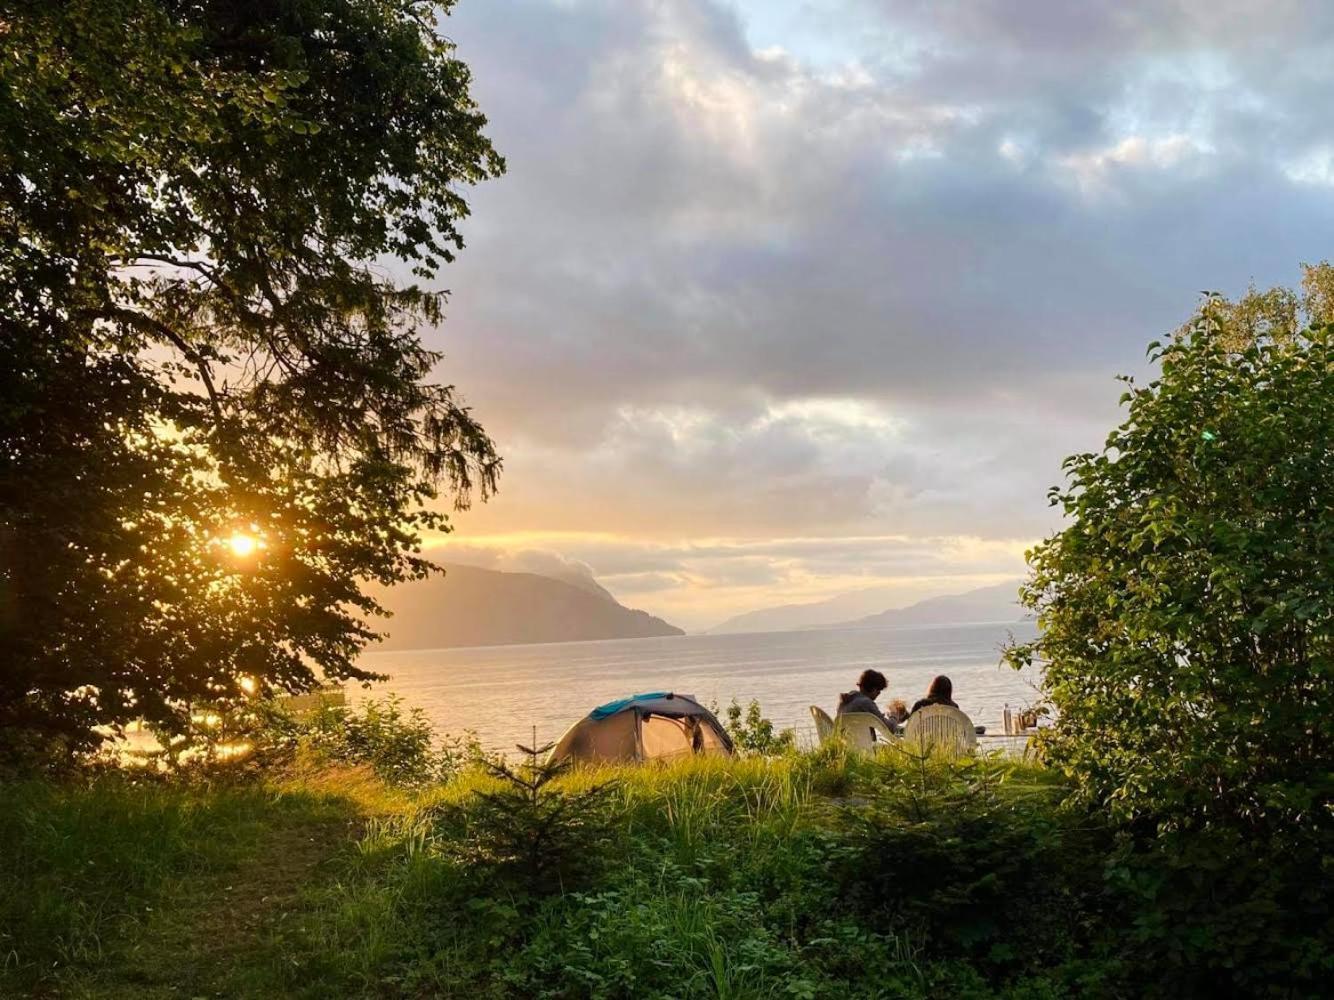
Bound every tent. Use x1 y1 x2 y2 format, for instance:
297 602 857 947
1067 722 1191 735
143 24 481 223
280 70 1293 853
546 692 734 766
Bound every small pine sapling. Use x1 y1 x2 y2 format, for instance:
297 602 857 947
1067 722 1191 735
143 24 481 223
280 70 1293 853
462 730 617 896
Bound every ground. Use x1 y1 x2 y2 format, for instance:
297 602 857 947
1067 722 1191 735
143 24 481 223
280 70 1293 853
2 771 386 999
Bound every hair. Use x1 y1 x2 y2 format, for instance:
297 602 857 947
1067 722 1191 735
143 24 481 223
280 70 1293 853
927 675 953 701
886 698 908 722
857 669 888 698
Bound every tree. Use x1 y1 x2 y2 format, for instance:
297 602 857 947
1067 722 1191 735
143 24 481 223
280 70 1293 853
452 737 616 897
1007 267 1333 837
0 0 503 756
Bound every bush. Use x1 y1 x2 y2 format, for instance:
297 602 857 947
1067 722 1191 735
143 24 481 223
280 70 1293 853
1008 300 1334 833
1102 827 1333 997
834 753 1116 989
247 696 479 786
718 698 797 756
1007 282 1334 994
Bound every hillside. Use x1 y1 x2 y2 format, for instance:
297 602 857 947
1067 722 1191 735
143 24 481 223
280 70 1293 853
706 586 913 634
833 581 1028 630
373 563 684 650
708 581 1027 635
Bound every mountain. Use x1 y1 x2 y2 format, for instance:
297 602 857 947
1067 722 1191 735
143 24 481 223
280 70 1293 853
706 586 913 635
707 581 1027 635
832 582 1029 630
373 563 684 651
532 566 618 603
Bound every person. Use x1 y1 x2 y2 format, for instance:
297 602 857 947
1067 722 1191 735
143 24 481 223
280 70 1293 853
837 669 896 731
885 698 909 727
909 675 958 715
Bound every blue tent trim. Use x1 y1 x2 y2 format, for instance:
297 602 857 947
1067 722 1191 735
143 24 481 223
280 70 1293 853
590 692 671 719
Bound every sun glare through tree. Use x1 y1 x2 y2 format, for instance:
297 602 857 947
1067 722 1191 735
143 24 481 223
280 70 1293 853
225 531 261 559
1 1 1331 997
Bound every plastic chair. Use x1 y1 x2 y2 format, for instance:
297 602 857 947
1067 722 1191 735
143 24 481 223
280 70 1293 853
810 705 835 745
902 704 977 758
833 711 896 753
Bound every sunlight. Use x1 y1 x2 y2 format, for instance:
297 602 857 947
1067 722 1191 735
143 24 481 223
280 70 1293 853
227 532 258 558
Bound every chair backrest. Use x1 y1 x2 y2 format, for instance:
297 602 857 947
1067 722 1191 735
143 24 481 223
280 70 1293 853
809 705 835 744
833 711 896 753
902 704 977 757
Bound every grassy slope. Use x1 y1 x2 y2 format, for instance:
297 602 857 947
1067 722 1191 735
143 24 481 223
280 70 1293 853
0 769 379 998
1 753 1069 999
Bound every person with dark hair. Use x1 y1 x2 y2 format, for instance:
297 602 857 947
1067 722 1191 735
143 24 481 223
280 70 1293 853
909 675 958 715
837 668 896 731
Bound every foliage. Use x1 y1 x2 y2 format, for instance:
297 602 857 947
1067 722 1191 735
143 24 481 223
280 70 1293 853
1103 826 1333 997
9 748 1334 997
1006 270 1334 993
135 694 484 787
720 697 797 756
442 738 617 897
1186 260 1334 350
0 0 503 754
837 752 1115 988
257 696 481 787
1007 290 1333 833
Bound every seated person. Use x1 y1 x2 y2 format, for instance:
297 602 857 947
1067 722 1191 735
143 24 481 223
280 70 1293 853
909 674 959 716
885 698 909 727
837 669 896 732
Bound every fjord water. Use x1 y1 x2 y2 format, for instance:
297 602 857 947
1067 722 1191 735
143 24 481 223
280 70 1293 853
356 620 1042 752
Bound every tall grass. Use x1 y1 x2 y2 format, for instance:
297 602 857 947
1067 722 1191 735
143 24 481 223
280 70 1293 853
2 749 1071 998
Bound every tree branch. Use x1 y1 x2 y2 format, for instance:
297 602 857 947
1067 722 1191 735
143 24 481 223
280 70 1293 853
82 306 225 426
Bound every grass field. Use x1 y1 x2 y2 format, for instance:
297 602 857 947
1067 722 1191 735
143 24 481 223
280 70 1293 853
9 732 1325 999
1 747 1105 999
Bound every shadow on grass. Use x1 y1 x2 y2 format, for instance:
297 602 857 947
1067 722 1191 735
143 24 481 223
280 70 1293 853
0 771 375 997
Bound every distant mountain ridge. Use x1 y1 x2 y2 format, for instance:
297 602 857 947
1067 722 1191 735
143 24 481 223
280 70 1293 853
374 563 683 651
706 585 910 635
707 581 1027 635
831 582 1029 630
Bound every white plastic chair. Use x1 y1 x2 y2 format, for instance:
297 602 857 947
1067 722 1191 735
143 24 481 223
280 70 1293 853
809 705 835 745
902 704 977 758
833 711 897 753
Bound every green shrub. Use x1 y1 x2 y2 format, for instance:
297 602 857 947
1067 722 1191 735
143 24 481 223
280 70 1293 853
1102 826 1333 998
249 696 477 786
720 699 797 757
834 753 1117 988
1007 285 1334 994
1008 297 1333 834
439 741 617 897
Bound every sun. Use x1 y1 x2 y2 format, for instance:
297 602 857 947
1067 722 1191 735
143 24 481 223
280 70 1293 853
227 532 259 558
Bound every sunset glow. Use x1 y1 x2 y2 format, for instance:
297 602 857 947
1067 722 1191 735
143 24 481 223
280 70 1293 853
226 532 260 558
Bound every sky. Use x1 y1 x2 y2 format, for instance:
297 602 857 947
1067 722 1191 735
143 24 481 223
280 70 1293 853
414 0 1334 631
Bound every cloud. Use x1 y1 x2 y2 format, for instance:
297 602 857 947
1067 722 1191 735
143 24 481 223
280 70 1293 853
415 0 1334 622
427 529 1030 630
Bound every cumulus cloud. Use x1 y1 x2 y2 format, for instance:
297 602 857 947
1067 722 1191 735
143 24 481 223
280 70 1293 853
416 0 1334 623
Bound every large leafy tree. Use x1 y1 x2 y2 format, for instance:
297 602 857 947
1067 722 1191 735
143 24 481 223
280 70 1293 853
0 0 503 753
1009 270 1334 993
1009 267 1334 837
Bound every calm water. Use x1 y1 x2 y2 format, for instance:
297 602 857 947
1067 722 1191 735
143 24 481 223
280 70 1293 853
355 621 1042 753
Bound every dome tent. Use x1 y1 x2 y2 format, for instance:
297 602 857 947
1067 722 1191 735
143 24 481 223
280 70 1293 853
546 692 733 766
